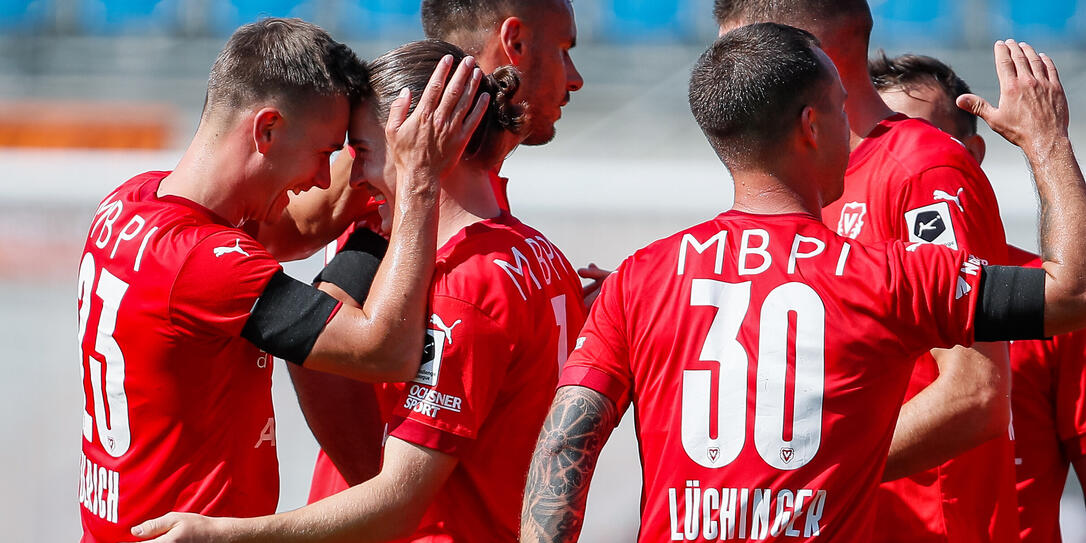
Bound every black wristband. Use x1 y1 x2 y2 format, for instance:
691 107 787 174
242 270 340 365
974 265 1046 341
313 228 389 305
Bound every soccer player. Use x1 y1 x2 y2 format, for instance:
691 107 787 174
716 3 1018 540
520 25 1085 542
258 0 584 261
76 19 489 543
288 0 587 503
128 39 587 543
870 52 1086 543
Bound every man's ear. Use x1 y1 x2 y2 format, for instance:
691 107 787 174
253 108 282 154
498 17 527 67
963 133 986 165
799 105 818 147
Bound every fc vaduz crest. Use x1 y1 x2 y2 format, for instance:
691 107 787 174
837 202 867 239
708 447 720 463
780 447 794 463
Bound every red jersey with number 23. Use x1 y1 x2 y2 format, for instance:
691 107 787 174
561 210 984 542
1006 246 1086 543
77 172 282 543
821 114 1016 543
376 212 586 542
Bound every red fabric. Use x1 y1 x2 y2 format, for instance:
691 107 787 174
78 172 281 543
307 450 349 504
562 210 983 542
489 170 511 212
1006 245 1086 543
822 115 1017 543
312 212 586 543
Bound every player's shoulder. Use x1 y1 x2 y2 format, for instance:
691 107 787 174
866 115 982 177
434 213 572 305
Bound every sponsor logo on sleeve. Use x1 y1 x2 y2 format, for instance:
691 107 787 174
836 202 867 239
413 314 459 386
933 188 965 212
403 384 463 417
575 336 587 350
905 202 959 250
955 255 987 300
213 238 250 258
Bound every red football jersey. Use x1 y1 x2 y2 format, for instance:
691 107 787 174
1007 245 1086 543
77 172 282 543
310 169 516 499
821 114 1016 543
561 210 985 542
372 212 584 542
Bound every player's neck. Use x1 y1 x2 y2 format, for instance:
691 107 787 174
159 131 250 226
731 170 823 218
436 164 501 248
842 74 895 150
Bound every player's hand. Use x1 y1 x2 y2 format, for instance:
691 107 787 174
957 39 1069 161
385 54 489 199
579 263 613 308
126 512 232 543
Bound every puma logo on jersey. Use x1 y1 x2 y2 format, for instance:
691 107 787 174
430 314 461 345
213 239 250 258
933 188 965 211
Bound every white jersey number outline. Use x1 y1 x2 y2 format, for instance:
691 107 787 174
77 252 132 458
682 279 825 471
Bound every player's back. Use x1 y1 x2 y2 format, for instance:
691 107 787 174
78 172 280 542
574 210 979 542
377 212 587 542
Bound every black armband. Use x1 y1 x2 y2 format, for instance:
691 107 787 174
974 265 1046 341
242 270 340 365
313 228 389 305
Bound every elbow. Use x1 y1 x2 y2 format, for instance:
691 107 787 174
360 335 423 383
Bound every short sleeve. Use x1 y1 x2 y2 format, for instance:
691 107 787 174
560 263 634 412
170 231 281 338
885 241 982 352
1056 331 1086 460
387 295 513 455
897 166 1007 263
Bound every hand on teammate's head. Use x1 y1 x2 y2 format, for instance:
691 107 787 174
384 54 489 196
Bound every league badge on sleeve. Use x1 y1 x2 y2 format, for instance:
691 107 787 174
414 314 460 386
904 202 958 250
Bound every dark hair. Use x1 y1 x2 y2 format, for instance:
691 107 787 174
369 39 524 165
421 0 543 53
869 51 977 139
205 18 371 117
690 23 830 168
713 0 872 34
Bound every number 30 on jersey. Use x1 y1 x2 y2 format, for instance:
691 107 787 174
681 279 825 471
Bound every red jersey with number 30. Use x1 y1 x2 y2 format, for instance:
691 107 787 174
373 212 585 542
821 114 1016 543
561 211 984 542
77 172 282 543
1006 246 1086 543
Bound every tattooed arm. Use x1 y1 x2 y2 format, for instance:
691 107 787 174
521 386 621 543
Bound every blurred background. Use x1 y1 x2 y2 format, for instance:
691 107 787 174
2 0 1085 540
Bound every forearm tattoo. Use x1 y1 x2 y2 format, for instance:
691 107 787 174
520 386 620 543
